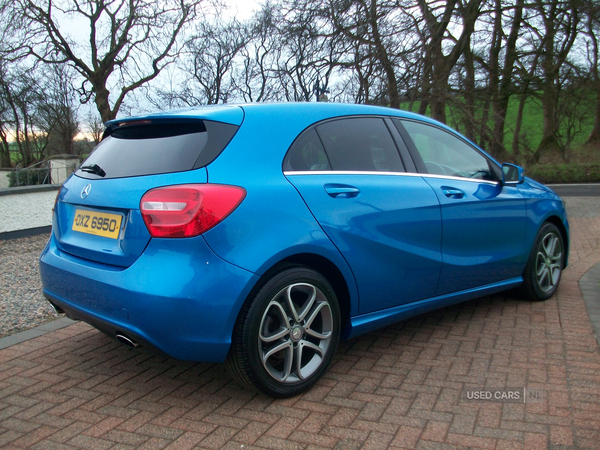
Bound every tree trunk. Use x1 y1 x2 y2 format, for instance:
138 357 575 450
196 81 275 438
490 0 523 162
368 0 400 109
0 132 11 168
93 85 115 123
586 12 600 143
463 45 476 141
535 0 580 156
512 90 527 164
537 81 561 154
588 90 600 143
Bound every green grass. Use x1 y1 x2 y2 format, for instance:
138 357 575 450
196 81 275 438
400 95 594 155
400 95 600 183
526 163 600 184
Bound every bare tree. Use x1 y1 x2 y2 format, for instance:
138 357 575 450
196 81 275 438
584 0 600 143
275 4 340 102
37 65 80 156
414 0 481 123
235 4 281 102
0 61 49 167
85 111 104 145
12 0 204 122
0 61 12 167
466 0 525 161
318 0 407 108
527 0 582 155
166 18 248 106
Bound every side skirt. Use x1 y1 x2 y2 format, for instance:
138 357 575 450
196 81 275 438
345 277 523 339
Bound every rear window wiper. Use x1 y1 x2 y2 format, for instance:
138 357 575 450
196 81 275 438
80 164 106 177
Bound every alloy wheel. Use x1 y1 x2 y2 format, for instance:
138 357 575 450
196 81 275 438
535 230 563 294
258 283 333 383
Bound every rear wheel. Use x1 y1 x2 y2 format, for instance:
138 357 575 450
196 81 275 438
226 267 340 397
520 222 564 300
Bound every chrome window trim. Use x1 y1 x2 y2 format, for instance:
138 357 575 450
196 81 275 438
283 171 500 186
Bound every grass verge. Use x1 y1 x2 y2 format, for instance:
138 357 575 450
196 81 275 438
526 163 600 184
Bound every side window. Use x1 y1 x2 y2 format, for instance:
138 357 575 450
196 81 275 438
283 128 331 171
317 118 404 172
401 120 494 180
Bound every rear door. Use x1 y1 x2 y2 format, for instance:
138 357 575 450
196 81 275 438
395 119 527 295
284 117 442 315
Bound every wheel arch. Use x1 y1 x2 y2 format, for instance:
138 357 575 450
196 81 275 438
544 214 569 268
234 252 354 341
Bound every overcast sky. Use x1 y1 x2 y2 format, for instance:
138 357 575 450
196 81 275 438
225 0 262 20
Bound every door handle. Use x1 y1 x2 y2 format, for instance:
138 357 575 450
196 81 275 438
442 187 465 199
324 184 360 198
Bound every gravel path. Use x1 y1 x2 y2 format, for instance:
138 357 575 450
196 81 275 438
0 233 57 337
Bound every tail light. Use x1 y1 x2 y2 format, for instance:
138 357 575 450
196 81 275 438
140 184 246 238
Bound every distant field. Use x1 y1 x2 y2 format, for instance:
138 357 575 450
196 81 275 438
400 95 594 154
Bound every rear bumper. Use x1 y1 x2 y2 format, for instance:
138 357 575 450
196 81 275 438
39 234 257 363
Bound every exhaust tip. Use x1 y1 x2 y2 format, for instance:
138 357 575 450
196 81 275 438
116 334 140 348
47 300 65 315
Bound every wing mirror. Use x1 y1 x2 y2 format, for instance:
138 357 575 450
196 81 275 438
502 163 525 185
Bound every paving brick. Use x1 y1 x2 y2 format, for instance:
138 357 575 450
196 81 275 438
158 415 213 435
254 435 305 450
445 432 497 449
64 409 108 424
288 429 338 448
136 423 184 441
118 410 159 432
265 416 303 439
163 431 206 450
1 416 41 433
95 405 140 419
420 420 450 442
198 426 239 449
352 418 399 436
234 408 280 425
549 424 574 447
9 424 57 447
390 425 422 448
362 431 395 449
82 416 126 437
232 420 270 445
322 424 370 443
46 421 92 443
0 199 599 449
203 412 248 430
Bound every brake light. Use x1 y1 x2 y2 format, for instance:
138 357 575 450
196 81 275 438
140 184 246 238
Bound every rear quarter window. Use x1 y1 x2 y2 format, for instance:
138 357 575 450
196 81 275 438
283 128 331 171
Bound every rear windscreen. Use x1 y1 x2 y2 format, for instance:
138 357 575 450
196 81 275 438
77 120 238 180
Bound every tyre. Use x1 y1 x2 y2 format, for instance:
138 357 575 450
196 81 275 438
520 222 564 301
226 266 341 397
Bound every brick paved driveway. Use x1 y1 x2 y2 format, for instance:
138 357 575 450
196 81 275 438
1 198 599 449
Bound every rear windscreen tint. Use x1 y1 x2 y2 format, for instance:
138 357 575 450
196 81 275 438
77 120 238 179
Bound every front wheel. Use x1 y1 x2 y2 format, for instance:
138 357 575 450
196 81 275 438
226 267 341 397
520 222 564 301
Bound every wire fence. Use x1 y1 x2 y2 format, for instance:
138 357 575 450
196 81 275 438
7 159 78 187
10 161 51 187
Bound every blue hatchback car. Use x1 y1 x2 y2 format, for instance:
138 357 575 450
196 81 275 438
40 103 568 397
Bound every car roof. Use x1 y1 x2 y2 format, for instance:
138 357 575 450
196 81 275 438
107 102 445 130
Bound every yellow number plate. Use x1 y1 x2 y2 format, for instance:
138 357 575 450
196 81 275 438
72 209 122 239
